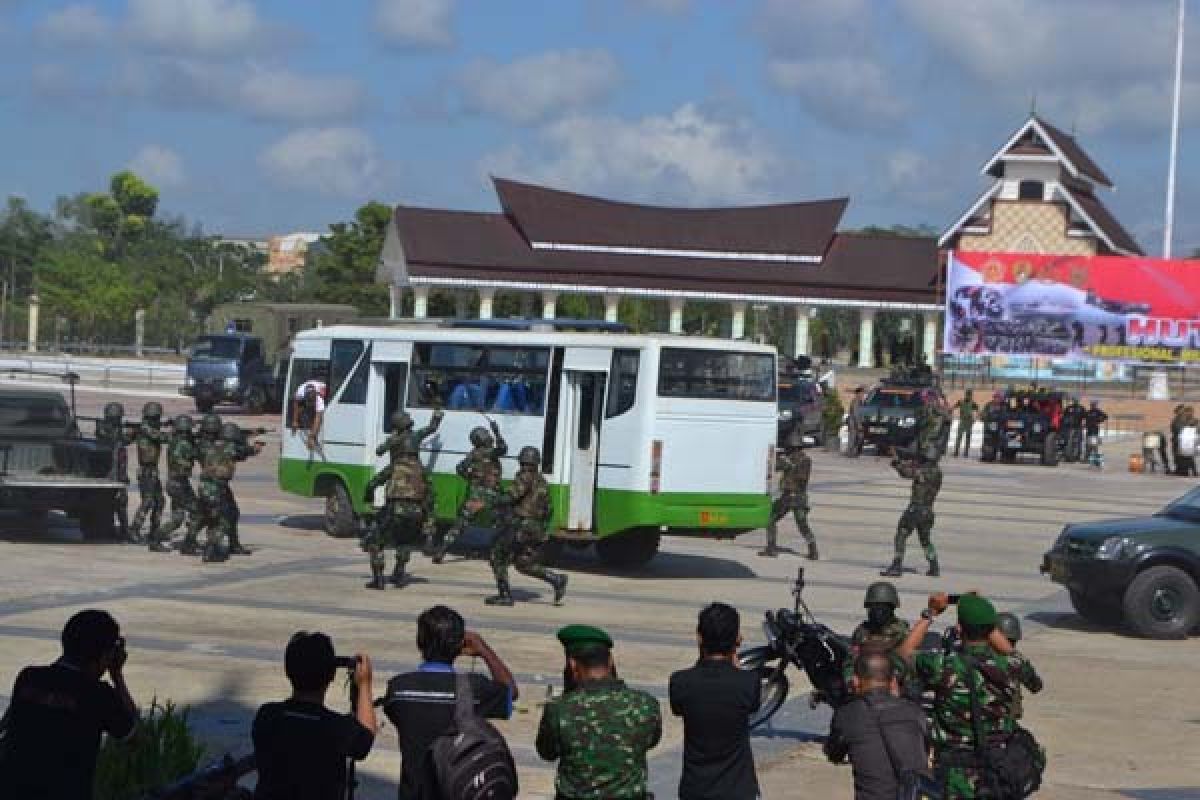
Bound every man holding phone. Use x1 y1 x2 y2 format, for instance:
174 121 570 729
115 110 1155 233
0 610 139 799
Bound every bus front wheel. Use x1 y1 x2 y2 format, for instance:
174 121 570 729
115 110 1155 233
323 481 358 539
596 530 660 569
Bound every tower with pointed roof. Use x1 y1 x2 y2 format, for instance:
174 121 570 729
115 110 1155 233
940 114 1142 257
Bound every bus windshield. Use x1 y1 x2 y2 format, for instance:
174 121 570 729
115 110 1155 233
657 348 775 402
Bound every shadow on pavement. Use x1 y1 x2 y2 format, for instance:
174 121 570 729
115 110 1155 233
0 510 96 544
553 548 759 580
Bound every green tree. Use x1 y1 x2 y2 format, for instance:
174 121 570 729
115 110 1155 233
110 170 159 219
308 201 392 315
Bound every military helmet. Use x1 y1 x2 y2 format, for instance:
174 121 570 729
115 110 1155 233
103 402 123 420
142 401 163 420
469 426 493 447
391 410 413 431
518 446 540 466
219 422 241 442
201 413 222 435
995 612 1022 643
864 581 900 609
173 414 193 433
786 427 806 449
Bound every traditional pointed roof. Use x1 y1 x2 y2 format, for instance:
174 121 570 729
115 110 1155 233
983 114 1113 188
1054 182 1143 256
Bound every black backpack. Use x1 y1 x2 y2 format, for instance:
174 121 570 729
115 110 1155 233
421 672 518 800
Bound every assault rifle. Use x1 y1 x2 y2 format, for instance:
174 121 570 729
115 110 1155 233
141 752 256 800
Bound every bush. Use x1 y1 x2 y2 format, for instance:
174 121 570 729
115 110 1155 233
94 699 206 800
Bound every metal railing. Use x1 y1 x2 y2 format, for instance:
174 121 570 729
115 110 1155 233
0 355 184 389
939 353 1200 401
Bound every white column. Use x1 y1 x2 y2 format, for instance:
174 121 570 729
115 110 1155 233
27 294 39 353
922 312 939 365
730 302 747 339
857 308 876 368
604 294 620 323
541 291 558 319
792 305 810 357
388 285 401 319
478 288 495 320
134 309 145 357
454 291 469 319
668 297 685 334
412 285 429 319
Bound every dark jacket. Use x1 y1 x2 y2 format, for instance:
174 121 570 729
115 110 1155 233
825 690 930 800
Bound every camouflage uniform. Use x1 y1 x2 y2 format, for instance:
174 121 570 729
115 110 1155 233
488 448 567 606
1005 650 1043 721
130 406 169 550
763 440 818 559
436 423 507 563
914 643 1032 799
94 404 132 542
181 415 223 555
953 393 978 458
843 617 912 685
196 424 258 562
883 458 942 577
361 411 442 590
375 410 443 544
157 419 198 544
536 678 662 800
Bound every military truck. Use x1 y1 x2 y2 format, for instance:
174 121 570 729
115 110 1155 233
0 374 126 540
181 303 357 413
980 389 1062 466
853 372 945 455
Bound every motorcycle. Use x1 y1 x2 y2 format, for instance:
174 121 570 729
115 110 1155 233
738 567 852 729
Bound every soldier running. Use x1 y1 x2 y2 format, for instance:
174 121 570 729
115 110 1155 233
156 414 198 546
761 427 818 560
882 446 942 577
129 402 170 552
361 409 444 590
435 418 507 564
94 402 133 542
180 413 223 555
488 446 568 607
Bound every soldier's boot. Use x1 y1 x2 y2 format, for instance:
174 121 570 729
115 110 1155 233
159 509 186 538
202 535 228 563
366 564 386 590
806 539 819 561
227 530 252 556
485 578 515 606
432 528 457 564
926 559 940 577
389 557 410 587
758 523 779 557
548 572 568 606
880 559 904 577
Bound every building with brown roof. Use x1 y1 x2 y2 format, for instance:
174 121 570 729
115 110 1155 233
376 178 941 365
940 114 1143 257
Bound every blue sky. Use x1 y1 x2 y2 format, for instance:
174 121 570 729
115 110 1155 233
4 0 1200 253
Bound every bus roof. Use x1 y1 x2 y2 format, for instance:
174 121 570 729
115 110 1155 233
294 323 776 353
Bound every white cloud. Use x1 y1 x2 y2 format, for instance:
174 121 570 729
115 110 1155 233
39 4 111 44
126 0 262 55
373 0 454 48
460 49 620 125
768 57 907 130
128 144 186 188
483 103 780 205
259 127 383 196
239 66 365 122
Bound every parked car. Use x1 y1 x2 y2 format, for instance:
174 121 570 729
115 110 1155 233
853 376 945 455
1041 486 1200 638
778 376 824 446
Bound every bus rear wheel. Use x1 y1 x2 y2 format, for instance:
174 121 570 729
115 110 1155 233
596 530 660 569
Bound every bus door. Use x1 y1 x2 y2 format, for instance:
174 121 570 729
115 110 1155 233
560 349 609 531
321 339 373 462
367 339 414 468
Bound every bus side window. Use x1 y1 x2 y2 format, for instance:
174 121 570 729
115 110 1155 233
606 349 639 418
330 340 364 399
339 344 371 405
381 363 408 431
286 358 329 428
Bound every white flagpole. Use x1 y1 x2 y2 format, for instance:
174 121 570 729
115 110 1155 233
1164 0 1186 258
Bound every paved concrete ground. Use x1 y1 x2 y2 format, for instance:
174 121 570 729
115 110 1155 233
1 387 1198 798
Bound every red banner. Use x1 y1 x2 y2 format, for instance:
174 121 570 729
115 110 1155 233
945 251 1200 363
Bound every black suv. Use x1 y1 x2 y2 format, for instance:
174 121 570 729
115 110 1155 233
853 376 945 455
777 377 824 446
1041 486 1200 638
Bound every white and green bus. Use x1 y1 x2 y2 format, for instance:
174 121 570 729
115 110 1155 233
278 323 777 567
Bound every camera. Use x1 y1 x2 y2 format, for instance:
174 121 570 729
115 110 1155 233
334 655 360 670
946 594 962 604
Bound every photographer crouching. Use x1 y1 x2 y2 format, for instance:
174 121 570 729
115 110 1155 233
252 632 378 800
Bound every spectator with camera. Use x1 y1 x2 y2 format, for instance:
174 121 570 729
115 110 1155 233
252 631 377 800
0 609 139 799
669 602 761 800
382 605 518 800
825 650 932 800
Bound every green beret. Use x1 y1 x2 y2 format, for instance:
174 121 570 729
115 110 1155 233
957 594 997 627
556 624 613 655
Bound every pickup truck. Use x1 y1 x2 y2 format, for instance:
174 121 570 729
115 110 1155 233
0 380 126 540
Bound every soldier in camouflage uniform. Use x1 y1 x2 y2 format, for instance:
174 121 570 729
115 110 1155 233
882 447 943 577
995 612 1044 721
129 402 170 551
156 415 197 545
843 581 911 686
377 409 443 544
180 413 223 556
434 419 507 564
487 446 568 607
537 624 662 800
195 422 262 562
898 593 1038 800
360 409 444 590
94 402 133 542
761 427 818 560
